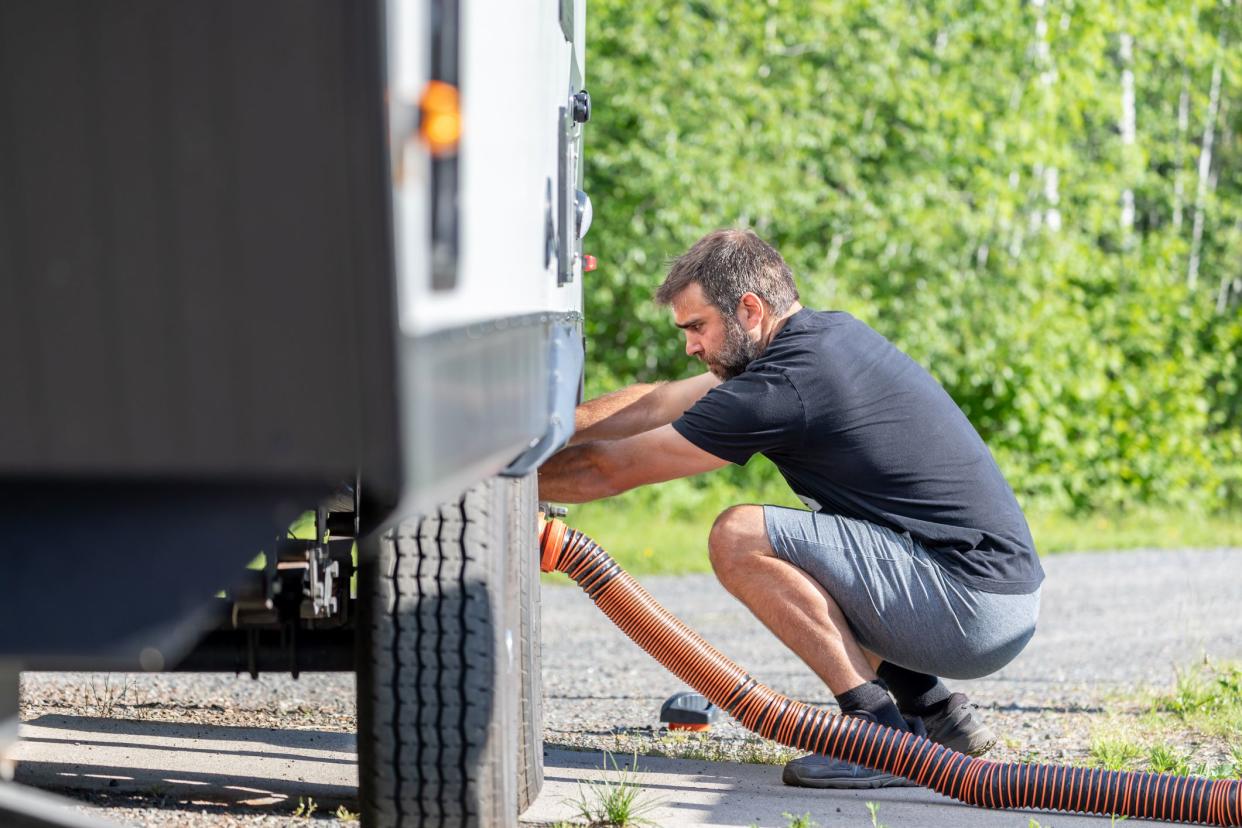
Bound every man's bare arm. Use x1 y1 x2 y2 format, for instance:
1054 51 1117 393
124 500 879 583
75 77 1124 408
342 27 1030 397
540 424 728 502
569 383 662 445
569 372 720 445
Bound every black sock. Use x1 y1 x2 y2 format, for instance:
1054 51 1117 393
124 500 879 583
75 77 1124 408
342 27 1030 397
877 661 952 716
834 680 908 731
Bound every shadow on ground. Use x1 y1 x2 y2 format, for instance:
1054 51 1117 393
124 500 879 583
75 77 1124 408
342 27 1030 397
13 714 357 813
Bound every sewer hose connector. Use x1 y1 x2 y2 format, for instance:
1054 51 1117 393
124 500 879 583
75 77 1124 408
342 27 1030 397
539 519 1242 826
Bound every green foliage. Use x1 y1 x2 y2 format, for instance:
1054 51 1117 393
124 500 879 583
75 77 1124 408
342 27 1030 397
586 0 1242 514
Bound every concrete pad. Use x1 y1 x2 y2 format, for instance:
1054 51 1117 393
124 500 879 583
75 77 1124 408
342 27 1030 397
522 748 1176 827
12 715 356 809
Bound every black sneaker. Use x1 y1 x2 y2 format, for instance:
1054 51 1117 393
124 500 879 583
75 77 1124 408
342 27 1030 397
781 712 923 790
920 693 996 757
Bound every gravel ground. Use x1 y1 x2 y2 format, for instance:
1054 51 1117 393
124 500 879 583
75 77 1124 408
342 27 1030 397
15 546 1242 825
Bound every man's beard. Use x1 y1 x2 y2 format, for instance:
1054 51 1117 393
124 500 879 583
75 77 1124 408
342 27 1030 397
705 314 761 380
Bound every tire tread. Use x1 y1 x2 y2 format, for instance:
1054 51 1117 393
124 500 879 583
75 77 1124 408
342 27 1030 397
358 479 514 828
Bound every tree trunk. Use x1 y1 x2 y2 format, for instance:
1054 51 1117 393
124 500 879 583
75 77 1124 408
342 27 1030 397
1188 48 1224 290
1173 70 1190 231
1119 33 1136 238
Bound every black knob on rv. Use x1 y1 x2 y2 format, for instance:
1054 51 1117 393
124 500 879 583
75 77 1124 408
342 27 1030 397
572 89 591 123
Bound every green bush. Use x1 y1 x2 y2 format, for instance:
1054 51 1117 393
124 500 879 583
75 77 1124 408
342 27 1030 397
585 0 1242 514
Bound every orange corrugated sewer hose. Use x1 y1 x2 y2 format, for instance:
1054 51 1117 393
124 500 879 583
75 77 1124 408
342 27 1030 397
539 518 1242 826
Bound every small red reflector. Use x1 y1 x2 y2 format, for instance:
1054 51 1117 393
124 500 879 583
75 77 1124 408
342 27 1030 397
583 254 597 272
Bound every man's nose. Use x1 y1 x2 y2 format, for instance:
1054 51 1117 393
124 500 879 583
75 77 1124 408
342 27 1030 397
685 336 702 358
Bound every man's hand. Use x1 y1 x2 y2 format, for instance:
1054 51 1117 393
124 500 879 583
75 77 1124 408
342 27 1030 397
539 424 728 503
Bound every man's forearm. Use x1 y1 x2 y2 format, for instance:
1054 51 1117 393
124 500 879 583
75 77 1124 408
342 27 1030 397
569 382 665 445
537 441 618 503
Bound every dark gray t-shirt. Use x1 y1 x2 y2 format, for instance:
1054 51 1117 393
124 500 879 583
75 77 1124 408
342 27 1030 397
672 308 1043 595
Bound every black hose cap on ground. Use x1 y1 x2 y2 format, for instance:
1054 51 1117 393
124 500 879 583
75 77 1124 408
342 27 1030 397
660 690 721 731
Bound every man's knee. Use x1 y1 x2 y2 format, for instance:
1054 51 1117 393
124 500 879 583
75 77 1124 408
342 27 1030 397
707 504 770 582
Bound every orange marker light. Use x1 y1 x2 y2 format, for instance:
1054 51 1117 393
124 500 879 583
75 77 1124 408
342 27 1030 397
583 254 598 272
419 80 461 157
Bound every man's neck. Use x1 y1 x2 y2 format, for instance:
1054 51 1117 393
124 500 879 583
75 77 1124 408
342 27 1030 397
760 301 804 350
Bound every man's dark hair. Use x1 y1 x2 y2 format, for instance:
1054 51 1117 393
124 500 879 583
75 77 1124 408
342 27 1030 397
655 229 799 316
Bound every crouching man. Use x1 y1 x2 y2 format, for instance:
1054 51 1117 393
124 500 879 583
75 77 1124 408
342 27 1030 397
537 229 1043 788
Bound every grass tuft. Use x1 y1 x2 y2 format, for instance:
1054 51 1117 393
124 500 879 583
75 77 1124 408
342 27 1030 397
1150 660 1242 739
1146 743 1192 776
566 751 660 827
1087 736 1143 771
291 796 317 819
84 676 135 718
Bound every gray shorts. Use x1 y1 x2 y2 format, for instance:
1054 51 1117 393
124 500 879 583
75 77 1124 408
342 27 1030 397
763 506 1040 680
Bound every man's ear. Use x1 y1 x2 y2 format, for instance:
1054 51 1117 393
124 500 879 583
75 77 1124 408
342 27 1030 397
737 292 766 330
